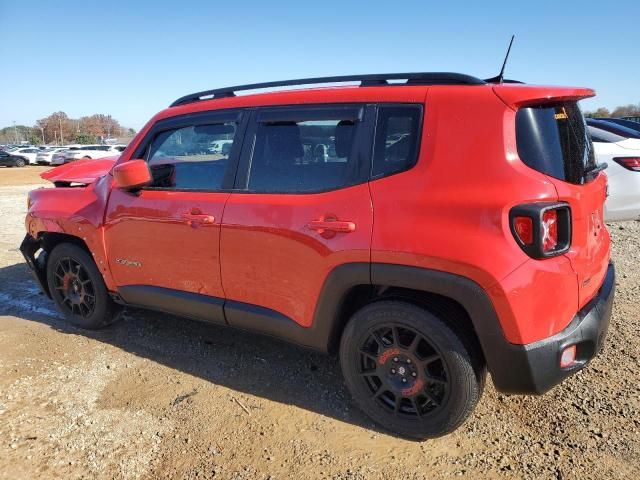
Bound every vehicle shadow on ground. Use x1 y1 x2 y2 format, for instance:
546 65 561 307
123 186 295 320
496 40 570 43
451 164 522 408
0 262 387 435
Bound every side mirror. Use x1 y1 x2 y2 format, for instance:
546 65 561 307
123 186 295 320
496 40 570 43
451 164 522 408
113 159 152 190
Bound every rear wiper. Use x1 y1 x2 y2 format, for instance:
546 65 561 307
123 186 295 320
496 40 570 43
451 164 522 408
585 162 607 174
584 162 607 181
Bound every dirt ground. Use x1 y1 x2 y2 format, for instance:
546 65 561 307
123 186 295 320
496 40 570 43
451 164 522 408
0 169 638 479
0 166 49 187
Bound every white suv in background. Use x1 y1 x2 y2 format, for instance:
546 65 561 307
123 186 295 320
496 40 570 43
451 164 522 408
63 144 126 162
50 144 126 165
588 124 640 221
36 146 76 165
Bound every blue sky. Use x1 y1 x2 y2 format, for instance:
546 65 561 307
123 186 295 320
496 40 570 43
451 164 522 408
1 0 638 130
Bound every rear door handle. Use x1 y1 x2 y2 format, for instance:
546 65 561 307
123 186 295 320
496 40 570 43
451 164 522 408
308 220 356 233
182 213 216 225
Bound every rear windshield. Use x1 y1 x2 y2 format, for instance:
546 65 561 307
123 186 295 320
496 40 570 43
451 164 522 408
516 102 596 184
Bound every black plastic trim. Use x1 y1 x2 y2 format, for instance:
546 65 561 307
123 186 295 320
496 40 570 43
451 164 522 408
371 262 615 394
118 285 226 325
489 262 615 394
19 234 50 297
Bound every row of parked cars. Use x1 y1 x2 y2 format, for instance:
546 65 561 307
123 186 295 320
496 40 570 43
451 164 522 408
0 144 126 167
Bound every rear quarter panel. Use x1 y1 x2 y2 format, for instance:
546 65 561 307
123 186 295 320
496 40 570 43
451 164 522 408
369 86 579 344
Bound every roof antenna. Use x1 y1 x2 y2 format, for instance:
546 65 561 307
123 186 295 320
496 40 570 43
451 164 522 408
487 35 515 84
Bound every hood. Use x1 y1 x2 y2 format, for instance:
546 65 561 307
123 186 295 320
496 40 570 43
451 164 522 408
40 157 118 185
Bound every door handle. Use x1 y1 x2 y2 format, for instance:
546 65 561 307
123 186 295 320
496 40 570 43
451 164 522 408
308 219 356 233
182 213 216 225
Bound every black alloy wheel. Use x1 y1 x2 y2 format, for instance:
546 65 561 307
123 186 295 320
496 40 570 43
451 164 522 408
358 324 449 418
52 256 96 318
340 301 485 439
46 243 122 329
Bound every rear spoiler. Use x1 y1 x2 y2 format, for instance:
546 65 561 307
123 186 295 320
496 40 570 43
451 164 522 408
492 84 595 110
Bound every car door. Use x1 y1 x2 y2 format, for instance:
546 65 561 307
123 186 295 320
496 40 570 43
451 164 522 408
104 110 246 323
220 104 375 331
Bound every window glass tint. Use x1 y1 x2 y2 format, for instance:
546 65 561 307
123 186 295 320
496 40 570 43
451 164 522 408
247 115 361 192
372 105 422 178
516 102 596 184
147 123 235 190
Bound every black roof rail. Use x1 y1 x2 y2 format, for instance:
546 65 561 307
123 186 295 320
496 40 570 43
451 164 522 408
169 72 486 107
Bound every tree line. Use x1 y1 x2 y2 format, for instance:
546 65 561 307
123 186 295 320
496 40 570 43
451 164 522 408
0 112 136 145
584 102 640 118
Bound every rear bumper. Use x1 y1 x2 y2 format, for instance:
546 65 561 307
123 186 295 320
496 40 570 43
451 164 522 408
490 262 615 394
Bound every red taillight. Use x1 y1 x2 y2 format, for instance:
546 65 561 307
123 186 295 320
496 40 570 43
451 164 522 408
542 209 558 252
510 203 571 259
513 216 533 245
613 157 640 172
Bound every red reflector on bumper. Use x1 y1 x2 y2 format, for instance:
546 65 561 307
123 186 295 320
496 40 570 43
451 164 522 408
560 345 577 368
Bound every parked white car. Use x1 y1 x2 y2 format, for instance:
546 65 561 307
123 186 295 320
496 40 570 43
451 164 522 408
51 146 82 166
589 125 640 222
36 146 76 165
63 144 126 162
9 147 40 165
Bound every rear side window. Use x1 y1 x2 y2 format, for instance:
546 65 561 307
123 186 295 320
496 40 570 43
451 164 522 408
516 102 596 184
245 106 366 193
372 105 422 178
146 123 236 190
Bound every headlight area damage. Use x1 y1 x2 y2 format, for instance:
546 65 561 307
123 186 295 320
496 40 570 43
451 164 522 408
21 159 118 297
40 157 118 187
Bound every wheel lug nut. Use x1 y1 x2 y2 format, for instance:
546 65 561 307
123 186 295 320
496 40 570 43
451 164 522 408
406 359 411 364
390 369 396 374
412 372 417 377
402 378 407 383
393 357 398 362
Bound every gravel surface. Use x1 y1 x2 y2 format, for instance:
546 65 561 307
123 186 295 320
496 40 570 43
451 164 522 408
0 174 638 479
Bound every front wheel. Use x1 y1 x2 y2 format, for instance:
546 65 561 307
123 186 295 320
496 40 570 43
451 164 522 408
46 243 122 329
15 158 26 167
340 301 485 439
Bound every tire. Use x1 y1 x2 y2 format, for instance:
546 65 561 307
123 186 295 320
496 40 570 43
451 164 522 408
15 158 26 167
340 301 485 439
46 243 122 329
83 156 91 159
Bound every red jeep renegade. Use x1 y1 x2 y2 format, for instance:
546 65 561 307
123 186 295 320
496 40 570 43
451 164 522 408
21 73 615 439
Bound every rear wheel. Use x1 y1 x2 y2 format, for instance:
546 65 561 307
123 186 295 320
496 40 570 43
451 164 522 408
340 301 485 439
46 243 122 329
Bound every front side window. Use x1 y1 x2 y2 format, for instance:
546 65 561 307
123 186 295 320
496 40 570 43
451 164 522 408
147 123 236 190
372 105 422 178
246 108 364 193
